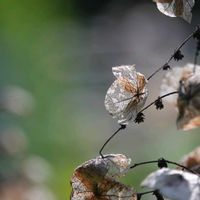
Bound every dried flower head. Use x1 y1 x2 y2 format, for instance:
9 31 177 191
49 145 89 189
180 146 200 174
70 154 137 200
141 168 200 200
160 63 199 104
177 72 200 130
160 63 200 130
153 0 195 23
105 65 148 125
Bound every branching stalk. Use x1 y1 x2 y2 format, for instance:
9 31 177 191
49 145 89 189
99 125 126 158
129 158 198 175
147 27 199 80
138 91 178 114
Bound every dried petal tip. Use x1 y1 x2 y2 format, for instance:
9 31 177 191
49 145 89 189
173 50 184 61
105 65 148 125
134 112 145 124
155 98 164 110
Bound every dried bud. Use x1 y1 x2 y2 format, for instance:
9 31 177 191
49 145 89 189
155 98 164 110
173 50 184 61
134 112 145 124
162 64 171 70
158 158 168 168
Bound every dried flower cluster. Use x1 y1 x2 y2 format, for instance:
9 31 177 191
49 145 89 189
70 6 200 200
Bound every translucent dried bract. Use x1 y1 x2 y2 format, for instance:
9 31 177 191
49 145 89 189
154 0 195 23
70 154 137 200
180 146 200 174
105 65 148 125
141 168 200 200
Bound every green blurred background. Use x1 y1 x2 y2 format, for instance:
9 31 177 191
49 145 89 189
0 1 200 199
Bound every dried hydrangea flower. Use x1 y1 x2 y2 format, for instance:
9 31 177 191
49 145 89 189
160 63 199 104
177 72 200 130
153 0 195 23
180 146 200 174
70 154 137 200
160 63 200 130
105 65 148 125
141 168 200 200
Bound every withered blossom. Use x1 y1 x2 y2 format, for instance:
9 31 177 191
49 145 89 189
160 63 200 130
70 154 137 200
153 0 195 23
141 168 200 200
105 65 148 125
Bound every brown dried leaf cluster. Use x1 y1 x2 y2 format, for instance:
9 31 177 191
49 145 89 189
70 154 137 200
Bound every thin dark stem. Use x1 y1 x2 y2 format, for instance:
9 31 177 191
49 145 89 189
138 91 178 114
130 160 158 169
165 159 197 174
99 125 126 158
147 27 198 80
129 158 198 175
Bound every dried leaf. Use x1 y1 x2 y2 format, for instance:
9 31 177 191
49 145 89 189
105 65 148 125
141 168 200 200
154 0 195 23
180 146 200 174
70 154 137 200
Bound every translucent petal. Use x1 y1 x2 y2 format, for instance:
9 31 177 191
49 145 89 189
105 65 148 124
155 0 195 23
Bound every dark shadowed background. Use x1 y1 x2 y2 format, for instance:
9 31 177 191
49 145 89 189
0 1 200 199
